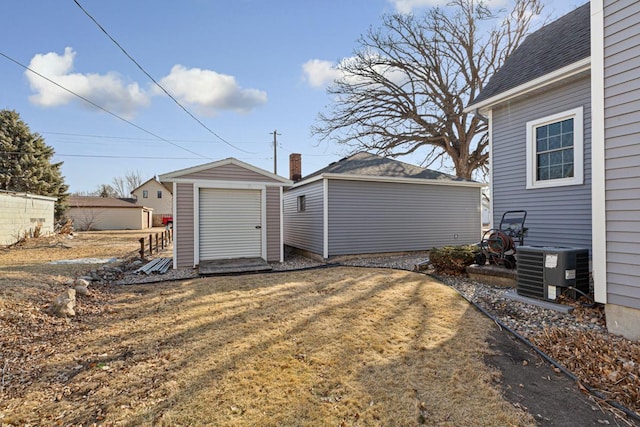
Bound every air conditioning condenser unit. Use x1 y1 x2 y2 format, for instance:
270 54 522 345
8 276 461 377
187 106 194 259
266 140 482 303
516 246 589 301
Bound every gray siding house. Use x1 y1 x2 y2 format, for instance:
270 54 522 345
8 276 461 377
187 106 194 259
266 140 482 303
467 1 640 340
283 152 484 259
159 158 292 269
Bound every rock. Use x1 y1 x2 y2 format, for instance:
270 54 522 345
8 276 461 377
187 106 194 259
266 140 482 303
74 278 90 287
74 284 89 297
52 288 76 317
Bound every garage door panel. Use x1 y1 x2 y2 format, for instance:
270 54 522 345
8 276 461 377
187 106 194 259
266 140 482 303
199 188 262 260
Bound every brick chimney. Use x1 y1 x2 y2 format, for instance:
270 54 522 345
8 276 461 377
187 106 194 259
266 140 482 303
289 153 302 182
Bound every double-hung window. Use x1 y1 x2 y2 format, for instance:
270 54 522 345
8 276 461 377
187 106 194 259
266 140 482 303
526 107 583 189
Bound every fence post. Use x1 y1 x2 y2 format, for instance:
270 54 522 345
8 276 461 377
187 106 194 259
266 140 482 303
155 233 159 253
139 238 145 258
149 234 153 255
161 232 164 250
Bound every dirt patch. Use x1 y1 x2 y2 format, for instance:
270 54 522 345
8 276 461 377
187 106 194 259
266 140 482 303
485 329 626 426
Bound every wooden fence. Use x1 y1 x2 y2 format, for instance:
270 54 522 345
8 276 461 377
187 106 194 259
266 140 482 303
139 229 173 259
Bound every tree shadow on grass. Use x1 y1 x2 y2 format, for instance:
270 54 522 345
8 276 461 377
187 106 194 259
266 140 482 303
2 267 531 426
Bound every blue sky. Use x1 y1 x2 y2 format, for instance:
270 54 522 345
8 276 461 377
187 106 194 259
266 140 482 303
0 0 584 193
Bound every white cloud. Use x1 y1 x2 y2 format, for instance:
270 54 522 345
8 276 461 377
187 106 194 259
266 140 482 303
301 59 342 88
388 0 444 14
303 56 408 89
388 0 509 14
156 65 267 115
26 47 149 118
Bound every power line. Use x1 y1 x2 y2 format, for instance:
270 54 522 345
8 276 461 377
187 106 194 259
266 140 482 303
0 150 268 161
72 0 254 154
0 150 197 160
41 131 256 145
0 50 211 160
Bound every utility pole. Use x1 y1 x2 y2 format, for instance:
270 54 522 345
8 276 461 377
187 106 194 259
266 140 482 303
272 130 280 174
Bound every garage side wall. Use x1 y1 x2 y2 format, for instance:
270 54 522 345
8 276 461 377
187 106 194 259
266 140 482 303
0 193 55 245
175 183 195 268
327 180 481 256
67 207 148 230
283 181 324 255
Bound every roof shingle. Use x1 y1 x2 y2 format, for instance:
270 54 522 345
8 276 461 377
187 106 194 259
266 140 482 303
67 196 145 208
301 152 471 182
470 2 590 106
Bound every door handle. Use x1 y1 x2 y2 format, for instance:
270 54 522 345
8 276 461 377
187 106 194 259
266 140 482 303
255 225 262 229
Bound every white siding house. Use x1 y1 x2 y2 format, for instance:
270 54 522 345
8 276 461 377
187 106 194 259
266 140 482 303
131 178 173 225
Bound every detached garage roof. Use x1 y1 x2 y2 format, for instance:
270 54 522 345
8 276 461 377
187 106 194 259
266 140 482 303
299 152 483 187
68 196 152 209
159 157 292 185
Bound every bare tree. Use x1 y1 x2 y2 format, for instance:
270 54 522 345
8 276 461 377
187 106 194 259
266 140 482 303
97 184 117 197
111 170 143 198
313 0 542 180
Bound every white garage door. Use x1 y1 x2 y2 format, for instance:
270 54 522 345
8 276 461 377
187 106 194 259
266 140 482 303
199 188 262 260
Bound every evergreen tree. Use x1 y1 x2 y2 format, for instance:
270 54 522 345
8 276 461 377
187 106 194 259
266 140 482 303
0 109 69 218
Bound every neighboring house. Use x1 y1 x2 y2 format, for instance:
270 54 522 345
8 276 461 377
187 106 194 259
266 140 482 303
158 158 292 269
67 196 153 230
283 152 484 259
131 177 173 226
466 1 640 340
0 190 57 245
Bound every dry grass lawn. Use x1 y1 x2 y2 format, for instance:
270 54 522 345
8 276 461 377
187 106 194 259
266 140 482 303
0 232 535 426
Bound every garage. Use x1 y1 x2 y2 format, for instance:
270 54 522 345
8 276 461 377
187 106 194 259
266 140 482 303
159 158 292 269
199 188 262 260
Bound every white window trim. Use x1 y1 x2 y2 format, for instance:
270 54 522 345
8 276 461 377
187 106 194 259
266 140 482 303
526 106 584 189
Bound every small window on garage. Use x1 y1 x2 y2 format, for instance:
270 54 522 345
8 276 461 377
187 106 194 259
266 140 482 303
157 190 162 198
297 195 306 212
143 190 148 198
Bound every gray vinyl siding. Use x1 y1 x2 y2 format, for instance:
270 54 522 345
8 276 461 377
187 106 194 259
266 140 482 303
182 163 283 183
327 180 481 257
175 183 194 268
491 76 592 251
283 181 324 255
603 1 640 310
266 186 281 262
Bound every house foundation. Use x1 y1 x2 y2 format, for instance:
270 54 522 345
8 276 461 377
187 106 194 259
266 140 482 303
606 304 640 341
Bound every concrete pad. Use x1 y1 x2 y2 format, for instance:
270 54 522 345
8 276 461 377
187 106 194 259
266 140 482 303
199 257 272 276
504 289 574 314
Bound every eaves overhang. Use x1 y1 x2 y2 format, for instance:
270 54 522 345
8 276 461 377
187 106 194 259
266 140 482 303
290 173 486 189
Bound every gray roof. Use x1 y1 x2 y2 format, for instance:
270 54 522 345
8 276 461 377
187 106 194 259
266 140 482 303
470 2 590 106
68 196 147 209
302 152 470 182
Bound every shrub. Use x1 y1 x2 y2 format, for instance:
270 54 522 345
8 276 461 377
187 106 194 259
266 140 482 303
429 245 478 276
